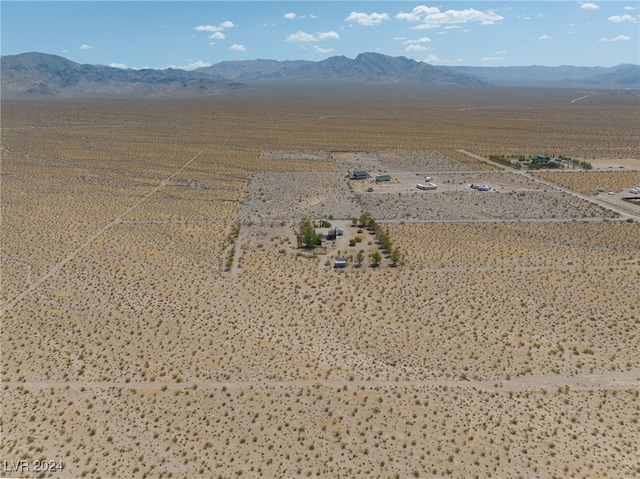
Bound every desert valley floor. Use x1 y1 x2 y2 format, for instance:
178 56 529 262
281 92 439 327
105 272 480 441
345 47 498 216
1 85 639 478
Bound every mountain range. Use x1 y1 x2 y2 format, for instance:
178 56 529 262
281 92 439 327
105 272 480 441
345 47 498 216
1 52 638 98
441 64 640 88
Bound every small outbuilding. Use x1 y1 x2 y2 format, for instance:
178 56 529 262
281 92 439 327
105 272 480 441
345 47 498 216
350 170 371 180
333 257 347 268
375 174 392 183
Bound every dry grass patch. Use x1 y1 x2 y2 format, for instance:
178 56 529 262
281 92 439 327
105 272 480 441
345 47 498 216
3 383 638 478
378 149 497 172
239 171 360 225
358 189 614 221
533 170 640 195
389 221 640 269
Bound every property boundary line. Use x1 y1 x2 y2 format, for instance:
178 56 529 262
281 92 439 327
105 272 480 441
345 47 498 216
1 151 202 314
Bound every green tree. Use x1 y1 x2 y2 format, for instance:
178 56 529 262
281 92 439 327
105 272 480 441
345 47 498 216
389 248 401 266
359 211 371 228
356 250 364 267
371 251 382 266
299 217 322 248
379 230 392 252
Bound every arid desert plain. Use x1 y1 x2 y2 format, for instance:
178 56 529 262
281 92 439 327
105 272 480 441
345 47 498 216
1 84 639 478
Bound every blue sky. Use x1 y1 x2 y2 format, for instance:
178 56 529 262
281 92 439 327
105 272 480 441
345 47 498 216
1 1 638 68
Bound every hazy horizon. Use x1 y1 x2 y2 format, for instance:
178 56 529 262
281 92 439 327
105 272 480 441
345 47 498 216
3 50 640 71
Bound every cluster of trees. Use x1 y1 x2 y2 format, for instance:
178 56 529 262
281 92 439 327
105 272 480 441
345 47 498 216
298 213 402 267
298 217 324 249
566 157 593 170
488 154 593 171
351 212 401 267
488 154 523 169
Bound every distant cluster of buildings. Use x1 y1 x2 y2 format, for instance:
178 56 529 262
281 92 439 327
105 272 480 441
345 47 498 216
349 170 439 191
348 170 391 183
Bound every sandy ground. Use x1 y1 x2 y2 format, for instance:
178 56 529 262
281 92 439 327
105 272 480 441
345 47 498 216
2 97 639 479
589 158 640 170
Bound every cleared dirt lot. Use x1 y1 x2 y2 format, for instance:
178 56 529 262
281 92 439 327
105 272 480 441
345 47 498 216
2 88 639 478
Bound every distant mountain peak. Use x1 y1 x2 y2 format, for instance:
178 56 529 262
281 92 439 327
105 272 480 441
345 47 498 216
198 51 486 85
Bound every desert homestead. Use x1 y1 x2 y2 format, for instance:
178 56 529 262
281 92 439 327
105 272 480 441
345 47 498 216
375 174 392 183
333 257 347 268
417 182 437 190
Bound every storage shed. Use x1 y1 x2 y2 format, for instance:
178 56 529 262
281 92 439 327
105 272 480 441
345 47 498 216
334 258 347 268
350 171 371 180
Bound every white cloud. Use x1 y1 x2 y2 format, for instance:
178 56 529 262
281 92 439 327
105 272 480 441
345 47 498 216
405 44 428 52
286 31 316 43
599 34 631 42
109 63 127 69
404 37 431 44
396 6 503 28
481 56 506 61
580 2 599 10
314 46 333 54
167 60 211 71
608 14 636 22
79 44 93 50
284 12 296 20
208 32 225 40
623 6 637 10
345 11 390 26
494 50 508 55
286 30 339 42
396 6 440 22
317 31 339 40
423 54 450 65
195 21 234 33
539 34 552 40
229 44 246 52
